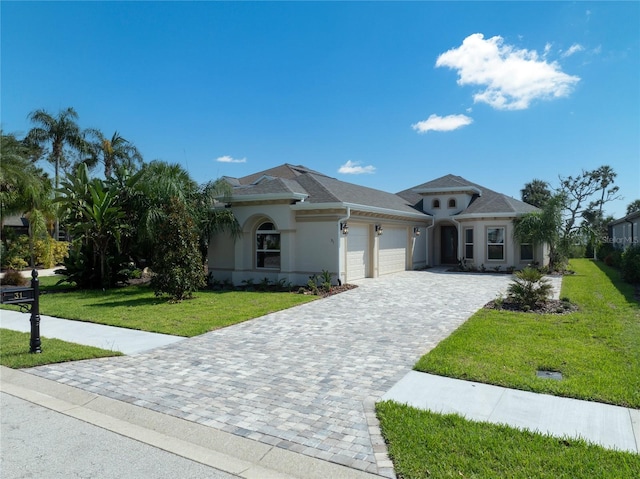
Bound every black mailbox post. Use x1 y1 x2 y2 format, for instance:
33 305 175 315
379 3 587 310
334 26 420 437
1 269 41 353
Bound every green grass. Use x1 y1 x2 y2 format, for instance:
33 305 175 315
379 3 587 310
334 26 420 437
377 401 640 479
0 328 121 368
2 285 317 337
414 259 640 408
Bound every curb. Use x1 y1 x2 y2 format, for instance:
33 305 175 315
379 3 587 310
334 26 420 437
0 366 384 479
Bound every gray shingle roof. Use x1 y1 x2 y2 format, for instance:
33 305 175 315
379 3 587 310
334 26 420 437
228 167 536 217
398 174 539 216
227 165 425 216
234 164 329 186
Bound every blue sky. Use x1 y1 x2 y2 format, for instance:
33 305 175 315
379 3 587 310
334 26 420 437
2 1 638 218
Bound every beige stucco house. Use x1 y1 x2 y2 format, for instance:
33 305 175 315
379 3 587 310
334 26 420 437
207 164 547 286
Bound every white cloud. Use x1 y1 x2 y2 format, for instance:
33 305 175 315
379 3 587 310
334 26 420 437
411 114 473 133
561 43 584 58
216 155 246 164
436 33 580 110
338 160 376 174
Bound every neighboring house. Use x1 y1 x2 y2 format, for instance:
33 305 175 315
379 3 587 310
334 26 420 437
608 211 640 250
207 164 547 286
1 214 30 236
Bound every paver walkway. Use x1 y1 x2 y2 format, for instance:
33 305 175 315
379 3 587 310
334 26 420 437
26 270 521 476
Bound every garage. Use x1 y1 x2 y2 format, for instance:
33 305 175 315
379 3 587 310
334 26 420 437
379 227 407 276
346 224 370 281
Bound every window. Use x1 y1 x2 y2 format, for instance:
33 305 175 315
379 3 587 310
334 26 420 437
448 198 456 208
464 228 474 259
520 243 534 262
256 222 280 269
487 227 505 260
432 199 440 208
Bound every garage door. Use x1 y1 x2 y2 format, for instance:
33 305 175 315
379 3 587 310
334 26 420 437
379 227 407 276
346 224 369 281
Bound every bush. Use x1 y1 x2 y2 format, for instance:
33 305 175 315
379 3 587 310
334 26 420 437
150 198 206 301
1 234 69 269
34 238 69 268
621 245 640 284
507 267 554 310
604 250 623 268
0 269 28 286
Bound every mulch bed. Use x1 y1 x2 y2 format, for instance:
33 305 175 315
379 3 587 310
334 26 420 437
484 299 578 315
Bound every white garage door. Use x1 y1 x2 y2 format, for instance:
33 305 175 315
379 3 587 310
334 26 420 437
346 224 369 281
379 227 407 276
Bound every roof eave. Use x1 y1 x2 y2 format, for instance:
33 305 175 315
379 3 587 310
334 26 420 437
292 201 431 220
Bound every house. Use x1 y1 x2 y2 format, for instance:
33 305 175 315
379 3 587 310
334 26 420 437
608 211 640 250
207 164 547 286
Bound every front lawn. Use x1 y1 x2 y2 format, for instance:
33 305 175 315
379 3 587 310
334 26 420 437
377 401 640 479
414 259 640 408
0 328 120 368
2 285 317 337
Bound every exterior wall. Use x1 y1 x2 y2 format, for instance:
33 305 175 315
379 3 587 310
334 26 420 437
294 219 340 284
610 216 639 250
440 218 550 269
411 226 427 269
421 193 473 217
207 232 235 281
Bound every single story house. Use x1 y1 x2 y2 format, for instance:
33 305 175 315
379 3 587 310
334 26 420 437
608 211 640 250
207 164 547 285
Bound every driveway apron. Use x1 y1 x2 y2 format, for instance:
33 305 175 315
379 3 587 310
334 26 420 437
28 270 512 475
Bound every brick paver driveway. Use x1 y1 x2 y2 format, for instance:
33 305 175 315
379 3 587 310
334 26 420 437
29 270 512 476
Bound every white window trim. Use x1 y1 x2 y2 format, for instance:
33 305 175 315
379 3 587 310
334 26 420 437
464 227 474 260
432 198 441 209
448 198 457 208
486 226 505 261
256 221 281 270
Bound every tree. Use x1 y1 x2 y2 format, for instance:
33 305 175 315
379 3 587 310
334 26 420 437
513 194 566 270
194 178 241 263
85 130 143 178
558 165 621 239
26 107 87 238
150 197 206 301
0 131 55 267
520 179 551 208
627 200 640 215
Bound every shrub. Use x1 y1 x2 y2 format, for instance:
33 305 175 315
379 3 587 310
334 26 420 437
150 197 206 301
0 269 28 286
621 245 640 284
34 238 70 268
507 267 554 309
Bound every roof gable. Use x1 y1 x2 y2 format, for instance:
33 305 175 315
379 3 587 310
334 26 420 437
398 174 538 216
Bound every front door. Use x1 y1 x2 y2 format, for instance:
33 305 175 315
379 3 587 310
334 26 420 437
440 225 458 264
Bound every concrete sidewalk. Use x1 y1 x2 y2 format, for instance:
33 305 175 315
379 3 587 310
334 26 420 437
0 310 185 354
382 371 640 454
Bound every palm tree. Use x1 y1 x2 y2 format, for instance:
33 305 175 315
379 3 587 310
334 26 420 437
26 107 87 238
520 179 551 208
85 130 143 178
513 194 565 270
0 132 55 266
627 200 640 215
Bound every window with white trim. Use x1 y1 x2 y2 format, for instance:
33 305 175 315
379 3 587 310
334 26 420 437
256 222 280 269
432 199 440 209
448 198 456 208
464 227 474 259
487 227 505 261
520 243 534 262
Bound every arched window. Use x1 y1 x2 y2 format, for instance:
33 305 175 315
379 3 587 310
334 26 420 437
256 222 280 269
448 198 457 208
432 199 440 208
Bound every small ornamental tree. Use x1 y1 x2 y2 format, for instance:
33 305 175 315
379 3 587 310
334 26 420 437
151 197 205 301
